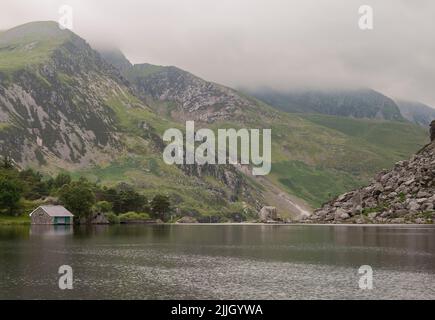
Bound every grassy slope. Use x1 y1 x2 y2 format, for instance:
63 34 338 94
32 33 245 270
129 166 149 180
301 114 427 159
270 114 427 206
0 199 41 225
205 103 427 207
0 21 71 73
123 63 166 79
0 215 30 225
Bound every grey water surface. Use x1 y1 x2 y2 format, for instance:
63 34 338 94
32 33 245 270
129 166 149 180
0 224 434 299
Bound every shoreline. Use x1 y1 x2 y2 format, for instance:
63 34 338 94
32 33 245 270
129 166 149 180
168 222 435 227
1 221 434 227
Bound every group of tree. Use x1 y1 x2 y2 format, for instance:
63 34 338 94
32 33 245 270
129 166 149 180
0 156 171 221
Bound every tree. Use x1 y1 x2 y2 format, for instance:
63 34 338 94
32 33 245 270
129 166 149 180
54 173 72 189
0 176 23 215
59 180 95 219
101 185 148 214
150 194 170 221
95 201 112 213
18 169 49 200
102 187 121 212
118 189 147 213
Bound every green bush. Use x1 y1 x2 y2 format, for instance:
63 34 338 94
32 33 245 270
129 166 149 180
104 212 120 224
119 211 150 222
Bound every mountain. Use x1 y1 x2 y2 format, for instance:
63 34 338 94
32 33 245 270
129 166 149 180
246 88 404 121
123 63 256 123
0 21 267 219
396 100 435 127
99 48 132 74
308 139 435 224
101 49 428 209
0 22 429 220
0 21 126 166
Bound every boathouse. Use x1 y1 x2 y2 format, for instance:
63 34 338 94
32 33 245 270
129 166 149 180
29 206 74 225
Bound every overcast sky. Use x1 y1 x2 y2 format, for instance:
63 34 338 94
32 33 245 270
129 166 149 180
1 0 435 106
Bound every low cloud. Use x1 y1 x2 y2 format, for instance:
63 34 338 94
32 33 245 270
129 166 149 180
1 0 435 106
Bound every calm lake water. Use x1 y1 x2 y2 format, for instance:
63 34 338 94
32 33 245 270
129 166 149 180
0 224 435 300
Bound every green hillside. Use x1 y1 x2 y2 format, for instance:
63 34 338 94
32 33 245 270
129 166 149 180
0 21 73 72
221 109 427 207
266 114 427 206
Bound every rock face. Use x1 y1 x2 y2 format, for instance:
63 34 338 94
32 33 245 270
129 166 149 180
123 63 252 123
308 141 435 224
79 212 110 225
0 22 128 167
258 206 279 222
180 163 264 210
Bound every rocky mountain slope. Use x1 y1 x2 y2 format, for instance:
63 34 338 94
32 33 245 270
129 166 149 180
0 22 146 167
102 50 291 124
396 100 435 127
247 88 404 121
99 48 133 74
124 64 255 123
308 140 435 224
0 22 266 219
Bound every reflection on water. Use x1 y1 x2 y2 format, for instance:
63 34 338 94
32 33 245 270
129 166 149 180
0 224 435 299
29 225 74 237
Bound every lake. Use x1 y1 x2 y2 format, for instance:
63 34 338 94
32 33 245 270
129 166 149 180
0 224 434 299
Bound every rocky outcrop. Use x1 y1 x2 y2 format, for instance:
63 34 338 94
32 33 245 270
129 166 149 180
180 163 264 210
122 64 253 123
258 206 280 222
79 212 110 225
308 141 435 224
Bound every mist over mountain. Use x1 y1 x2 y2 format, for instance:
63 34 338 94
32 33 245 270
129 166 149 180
396 100 435 127
99 48 133 74
245 88 404 121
